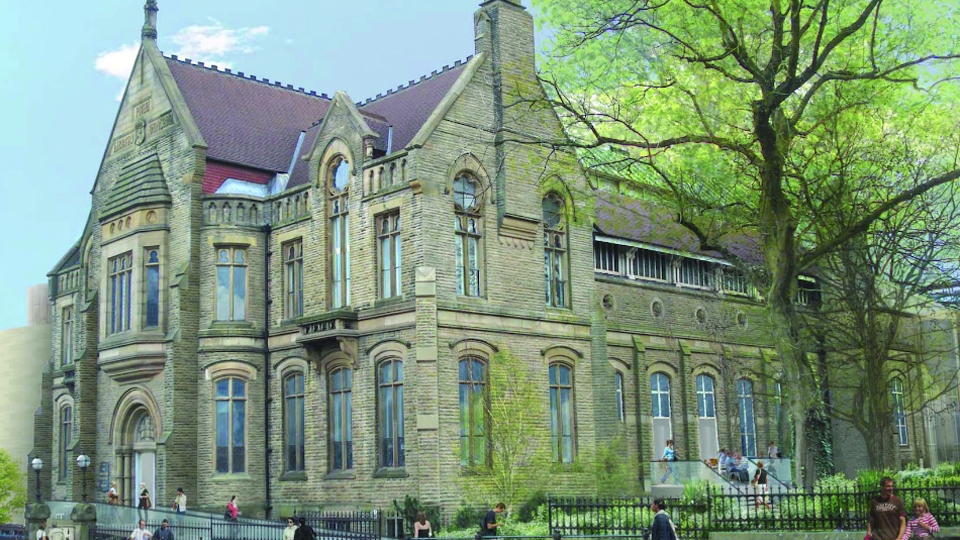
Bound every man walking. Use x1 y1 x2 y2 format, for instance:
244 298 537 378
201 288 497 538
35 521 48 540
293 517 317 540
480 503 506 536
867 477 906 540
649 499 677 540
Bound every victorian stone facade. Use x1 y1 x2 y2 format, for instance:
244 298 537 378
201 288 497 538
34 0 951 519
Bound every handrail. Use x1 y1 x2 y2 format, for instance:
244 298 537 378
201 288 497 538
743 456 791 490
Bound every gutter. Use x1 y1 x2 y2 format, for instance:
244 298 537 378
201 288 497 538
263 221 273 517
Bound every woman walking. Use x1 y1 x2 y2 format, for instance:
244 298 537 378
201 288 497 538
752 461 772 509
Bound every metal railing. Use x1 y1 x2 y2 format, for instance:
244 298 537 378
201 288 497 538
549 483 960 538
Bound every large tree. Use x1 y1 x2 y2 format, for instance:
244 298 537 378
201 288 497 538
0 448 25 525
531 0 960 484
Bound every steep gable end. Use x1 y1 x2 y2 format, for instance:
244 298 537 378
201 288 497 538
102 153 172 219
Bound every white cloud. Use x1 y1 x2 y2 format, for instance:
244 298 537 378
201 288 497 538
170 22 269 61
94 22 270 100
95 43 140 80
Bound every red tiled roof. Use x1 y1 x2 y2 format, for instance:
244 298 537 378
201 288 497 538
203 159 274 194
359 60 469 152
165 56 331 176
595 192 764 265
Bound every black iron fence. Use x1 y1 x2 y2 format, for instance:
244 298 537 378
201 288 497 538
298 509 383 540
549 483 960 539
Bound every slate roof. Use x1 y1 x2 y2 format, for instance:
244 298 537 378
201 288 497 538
594 192 764 265
165 56 332 173
359 60 469 152
102 152 172 219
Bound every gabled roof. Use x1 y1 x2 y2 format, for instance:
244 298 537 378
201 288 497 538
102 153 172 219
164 56 332 174
48 241 81 276
359 59 470 152
594 192 764 265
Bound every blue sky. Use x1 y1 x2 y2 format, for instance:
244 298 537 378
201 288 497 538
0 0 536 330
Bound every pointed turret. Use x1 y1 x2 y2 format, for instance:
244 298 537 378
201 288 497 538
142 0 158 41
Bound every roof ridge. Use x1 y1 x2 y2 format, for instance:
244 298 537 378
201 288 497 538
357 55 474 107
163 53 332 101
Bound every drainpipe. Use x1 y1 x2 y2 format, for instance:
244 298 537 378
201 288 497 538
263 221 273 518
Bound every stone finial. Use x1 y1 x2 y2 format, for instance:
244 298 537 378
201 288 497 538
142 0 159 41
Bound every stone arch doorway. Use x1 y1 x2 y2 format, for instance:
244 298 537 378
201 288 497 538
111 389 161 506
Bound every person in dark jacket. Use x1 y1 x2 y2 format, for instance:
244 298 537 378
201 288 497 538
650 498 676 540
293 517 317 540
153 519 174 540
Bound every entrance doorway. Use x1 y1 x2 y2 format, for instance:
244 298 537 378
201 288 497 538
117 410 157 506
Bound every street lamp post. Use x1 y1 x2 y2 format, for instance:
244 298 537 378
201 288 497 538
30 458 42 503
76 452 90 502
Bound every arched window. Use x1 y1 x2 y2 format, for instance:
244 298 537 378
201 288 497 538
215 247 247 321
208 203 218 224
615 371 625 423
651 372 673 455
283 240 303 319
378 359 404 467
892 378 908 446
549 363 575 462
389 163 396 187
61 308 73 365
283 372 305 472
737 378 757 457
59 405 72 480
377 212 402 299
215 378 246 473
222 203 231 223
454 174 482 296
329 367 353 471
144 248 160 328
696 374 716 419
696 374 719 457
328 157 351 308
543 194 568 308
651 373 671 418
459 358 487 466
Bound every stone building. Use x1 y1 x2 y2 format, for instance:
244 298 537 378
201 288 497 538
33 0 954 518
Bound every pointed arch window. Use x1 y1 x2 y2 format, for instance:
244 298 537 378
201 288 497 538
144 248 160 328
59 405 72 480
329 157 351 308
737 378 757 457
696 374 716 419
378 359 404 467
892 377 908 446
283 372 305 472
543 194 568 308
283 240 303 318
61 308 74 365
454 174 482 297
615 371 625 423
215 378 246 473
330 367 354 471
549 363 575 462
377 212 402 299
459 358 487 466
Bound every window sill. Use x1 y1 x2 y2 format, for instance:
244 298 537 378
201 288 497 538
210 473 253 482
279 471 308 482
324 470 356 481
373 468 408 479
201 323 260 339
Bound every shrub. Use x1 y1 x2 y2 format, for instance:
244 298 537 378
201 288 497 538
935 462 957 478
516 491 547 523
681 480 709 505
452 503 487 531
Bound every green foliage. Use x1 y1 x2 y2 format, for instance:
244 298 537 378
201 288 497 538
391 495 441 538
593 434 633 497
516 491 547 523
460 350 553 510
451 503 486 531
681 480 709 505
856 468 895 491
935 462 957 477
0 448 25 525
